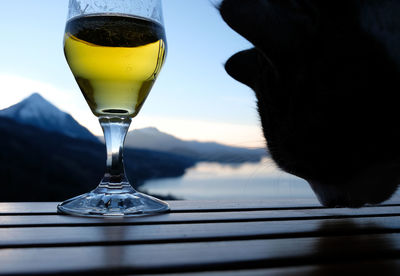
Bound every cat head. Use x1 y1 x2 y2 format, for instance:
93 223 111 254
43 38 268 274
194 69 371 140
220 0 400 207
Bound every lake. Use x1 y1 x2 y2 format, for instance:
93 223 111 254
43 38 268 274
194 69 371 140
141 157 400 203
140 157 319 201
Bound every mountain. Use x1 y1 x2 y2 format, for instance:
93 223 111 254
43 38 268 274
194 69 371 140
0 93 99 143
124 127 267 163
0 92 266 201
0 94 196 201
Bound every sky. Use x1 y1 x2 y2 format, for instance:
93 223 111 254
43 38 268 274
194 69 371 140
0 0 266 148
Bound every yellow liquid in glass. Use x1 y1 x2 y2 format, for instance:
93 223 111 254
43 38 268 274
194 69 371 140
64 14 166 117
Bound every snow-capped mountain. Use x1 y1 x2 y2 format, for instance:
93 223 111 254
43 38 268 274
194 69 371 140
0 93 99 143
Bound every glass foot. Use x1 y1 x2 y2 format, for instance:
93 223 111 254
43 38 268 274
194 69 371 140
57 186 170 217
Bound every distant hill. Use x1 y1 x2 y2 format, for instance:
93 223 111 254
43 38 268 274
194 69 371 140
0 93 99 143
124 127 268 163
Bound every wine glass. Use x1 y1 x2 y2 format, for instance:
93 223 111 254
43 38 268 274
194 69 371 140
57 0 169 217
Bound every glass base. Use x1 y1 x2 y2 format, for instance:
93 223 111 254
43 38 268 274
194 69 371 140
57 186 170 217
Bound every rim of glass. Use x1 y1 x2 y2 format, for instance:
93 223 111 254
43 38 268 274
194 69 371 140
66 0 164 25
65 12 164 27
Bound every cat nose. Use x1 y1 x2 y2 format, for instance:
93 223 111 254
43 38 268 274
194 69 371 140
309 180 366 208
225 48 275 91
308 162 400 207
225 49 261 89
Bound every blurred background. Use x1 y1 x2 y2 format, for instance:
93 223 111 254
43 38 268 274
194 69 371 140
0 0 317 202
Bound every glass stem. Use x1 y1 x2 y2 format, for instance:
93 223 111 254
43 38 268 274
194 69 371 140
99 116 132 189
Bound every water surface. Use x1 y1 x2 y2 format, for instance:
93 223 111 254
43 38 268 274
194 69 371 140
141 158 318 201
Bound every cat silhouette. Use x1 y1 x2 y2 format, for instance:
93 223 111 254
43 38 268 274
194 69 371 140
220 0 400 207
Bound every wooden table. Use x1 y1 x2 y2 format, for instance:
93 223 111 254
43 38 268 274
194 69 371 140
1 200 400 275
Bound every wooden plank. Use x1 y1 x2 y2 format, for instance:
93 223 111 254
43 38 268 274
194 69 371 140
0 206 399 227
0 200 323 215
0 216 400 248
169 199 324 211
0 233 399 274
2 198 400 214
0 202 56 215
